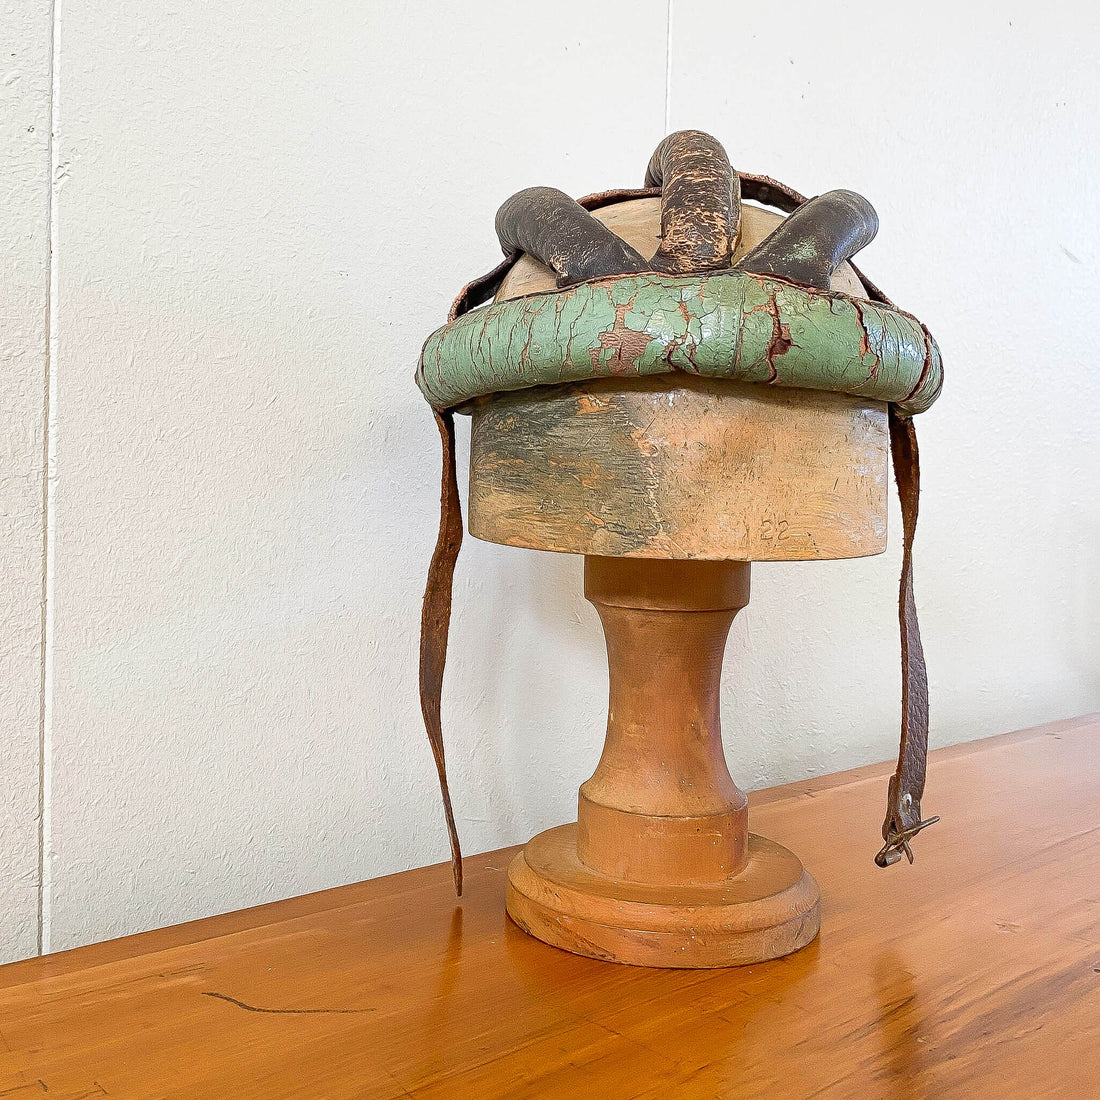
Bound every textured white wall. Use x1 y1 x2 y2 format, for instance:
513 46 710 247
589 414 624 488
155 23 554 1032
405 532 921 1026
2 1 1098 961
0 0 52 962
671 2 1100 792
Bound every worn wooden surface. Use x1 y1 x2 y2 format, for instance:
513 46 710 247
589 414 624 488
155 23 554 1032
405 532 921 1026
578 557 752 876
508 557 819 967
1 715 1096 1098
508 826 819 972
469 377 888 560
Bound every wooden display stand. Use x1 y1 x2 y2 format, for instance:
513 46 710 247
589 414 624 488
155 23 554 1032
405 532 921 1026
468 373 889 968
507 555 821 968
462 195 890 968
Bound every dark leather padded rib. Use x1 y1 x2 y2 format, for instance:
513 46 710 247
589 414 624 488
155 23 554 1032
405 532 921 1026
644 130 740 274
495 186 649 288
737 189 879 289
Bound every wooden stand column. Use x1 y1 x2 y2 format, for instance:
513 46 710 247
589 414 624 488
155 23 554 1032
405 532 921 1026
577 556 750 884
506 556 821 968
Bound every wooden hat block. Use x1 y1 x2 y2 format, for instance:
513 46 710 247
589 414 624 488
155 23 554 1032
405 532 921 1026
466 199 889 968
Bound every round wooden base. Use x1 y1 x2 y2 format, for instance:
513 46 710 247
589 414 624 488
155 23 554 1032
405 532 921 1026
506 824 820 969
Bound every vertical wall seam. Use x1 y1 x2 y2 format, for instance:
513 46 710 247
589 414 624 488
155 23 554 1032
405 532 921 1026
37 0 62 957
663 0 673 134
35 0 54 960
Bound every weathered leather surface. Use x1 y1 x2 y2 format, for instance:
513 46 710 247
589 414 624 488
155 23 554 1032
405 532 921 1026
644 130 740 274
446 174 840 320
418 409 464 894
495 186 649 288
737 190 879 290
417 270 942 415
876 409 938 866
419 136 941 892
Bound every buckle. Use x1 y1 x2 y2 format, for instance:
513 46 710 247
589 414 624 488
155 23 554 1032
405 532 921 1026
874 816 940 867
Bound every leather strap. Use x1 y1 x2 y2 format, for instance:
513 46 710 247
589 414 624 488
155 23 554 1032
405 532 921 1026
419 409 464 894
876 408 938 865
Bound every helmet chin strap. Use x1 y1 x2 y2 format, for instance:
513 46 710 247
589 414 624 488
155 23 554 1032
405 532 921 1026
876 407 938 867
418 408 464 895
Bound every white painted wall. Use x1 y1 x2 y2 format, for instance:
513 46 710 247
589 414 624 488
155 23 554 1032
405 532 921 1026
2 1 1097 961
0 0 52 962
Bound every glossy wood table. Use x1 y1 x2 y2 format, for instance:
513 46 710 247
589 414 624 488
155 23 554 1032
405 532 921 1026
2 716 1097 1099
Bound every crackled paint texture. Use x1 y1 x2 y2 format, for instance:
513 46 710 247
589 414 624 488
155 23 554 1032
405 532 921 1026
417 272 942 414
2 1 1098 961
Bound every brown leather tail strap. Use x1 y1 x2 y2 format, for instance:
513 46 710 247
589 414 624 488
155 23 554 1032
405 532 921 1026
876 408 938 867
419 407 464 894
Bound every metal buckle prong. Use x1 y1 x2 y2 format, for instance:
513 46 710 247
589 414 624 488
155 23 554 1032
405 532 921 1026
874 815 940 867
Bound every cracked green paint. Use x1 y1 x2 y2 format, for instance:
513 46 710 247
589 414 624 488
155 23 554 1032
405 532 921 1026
416 271 942 415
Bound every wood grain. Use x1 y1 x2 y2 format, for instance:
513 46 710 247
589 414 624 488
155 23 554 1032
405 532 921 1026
507 827 819 970
1 715 1097 1098
578 558 752 881
506 557 820 968
469 377 889 561
476 197 889 567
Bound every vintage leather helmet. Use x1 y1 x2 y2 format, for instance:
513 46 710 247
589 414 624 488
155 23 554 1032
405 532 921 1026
416 131 943 893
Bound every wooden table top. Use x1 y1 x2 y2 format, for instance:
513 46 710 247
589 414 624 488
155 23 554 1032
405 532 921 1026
2 715 1097 1099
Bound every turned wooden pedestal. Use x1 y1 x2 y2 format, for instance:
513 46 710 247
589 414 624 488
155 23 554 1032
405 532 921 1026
463 195 889 967
506 556 820 967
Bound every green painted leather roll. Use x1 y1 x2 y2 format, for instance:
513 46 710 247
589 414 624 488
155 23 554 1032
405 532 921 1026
416 270 942 415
